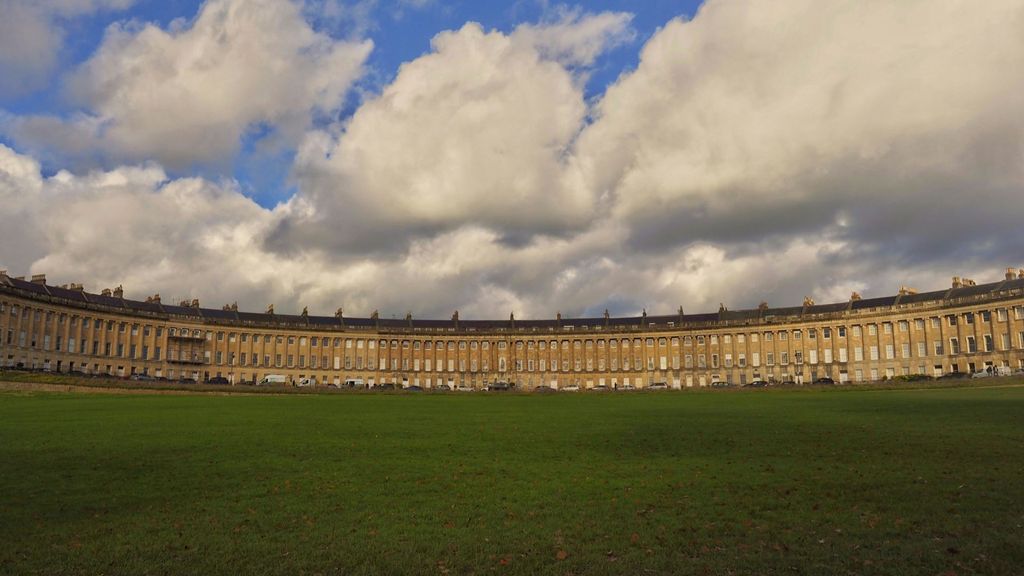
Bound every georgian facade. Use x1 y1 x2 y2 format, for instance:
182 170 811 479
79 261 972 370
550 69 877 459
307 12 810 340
2 269 1024 388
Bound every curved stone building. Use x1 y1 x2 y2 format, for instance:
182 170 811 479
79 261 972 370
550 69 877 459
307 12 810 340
2 269 1023 388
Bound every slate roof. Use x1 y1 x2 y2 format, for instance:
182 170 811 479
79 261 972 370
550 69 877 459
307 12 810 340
851 295 898 310
898 289 949 305
3 272 1024 332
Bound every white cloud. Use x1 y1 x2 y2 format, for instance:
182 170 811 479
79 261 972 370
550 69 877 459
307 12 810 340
576 0 1024 258
282 13 631 253
512 7 634 68
0 0 133 98
4 0 1024 320
7 0 372 170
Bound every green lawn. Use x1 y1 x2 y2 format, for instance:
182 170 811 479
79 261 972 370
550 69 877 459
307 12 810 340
1 385 1023 575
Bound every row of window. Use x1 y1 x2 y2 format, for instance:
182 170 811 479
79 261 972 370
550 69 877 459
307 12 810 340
5 301 1024 359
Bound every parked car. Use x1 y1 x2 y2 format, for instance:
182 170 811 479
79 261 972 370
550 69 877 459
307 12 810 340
405 385 423 392
562 384 580 392
258 374 287 386
129 373 154 381
296 377 317 387
813 377 836 385
778 380 798 386
648 382 669 390
455 384 474 392
970 370 991 379
207 376 230 385
434 383 452 391
620 383 636 391
376 383 396 390
487 381 512 391
532 385 556 393
592 384 609 391
745 380 769 387
711 380 732 388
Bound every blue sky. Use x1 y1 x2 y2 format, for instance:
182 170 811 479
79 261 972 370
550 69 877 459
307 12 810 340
1 0 704 207
1 0 1020 319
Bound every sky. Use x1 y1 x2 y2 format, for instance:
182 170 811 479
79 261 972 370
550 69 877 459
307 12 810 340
1 0 1022 320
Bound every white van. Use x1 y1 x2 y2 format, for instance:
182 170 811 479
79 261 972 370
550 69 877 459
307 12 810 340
296 377 316 387
344 378 365 389
258 374 287 386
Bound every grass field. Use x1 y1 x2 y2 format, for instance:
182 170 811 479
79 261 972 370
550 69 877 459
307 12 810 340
1 384 1023 575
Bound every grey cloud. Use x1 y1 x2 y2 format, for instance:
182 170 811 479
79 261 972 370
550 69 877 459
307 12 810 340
4 0 1024 322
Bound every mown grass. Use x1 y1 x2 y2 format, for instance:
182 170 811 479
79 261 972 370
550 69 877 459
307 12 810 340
1 384 1022 575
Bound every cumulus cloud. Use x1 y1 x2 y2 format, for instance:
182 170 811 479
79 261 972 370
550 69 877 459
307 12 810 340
0 0 133 98
512 7 634 68
577 0 1024 268
278 12 631 254
4 0 1024 320
6 0 372 170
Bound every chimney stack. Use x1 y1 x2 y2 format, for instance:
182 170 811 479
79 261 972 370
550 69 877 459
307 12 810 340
31 274 46 285
101 288 112 297
1019 268 1024 279
952 276 962 289
113 285 124 298
850 291 862 301
1007 267 1016 281
898 286 918 296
